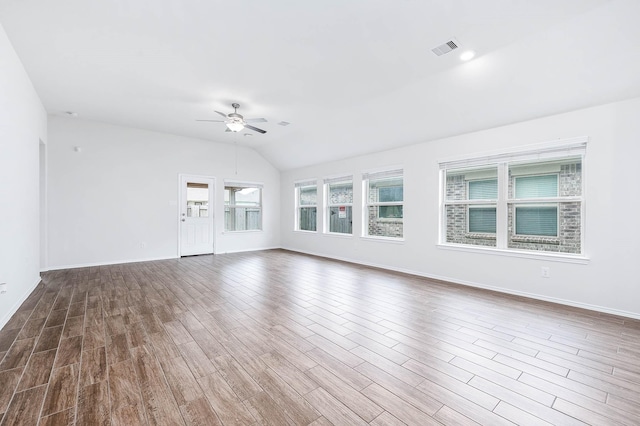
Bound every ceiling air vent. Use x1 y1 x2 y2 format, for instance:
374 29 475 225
431 39 459 56
278 121 290 126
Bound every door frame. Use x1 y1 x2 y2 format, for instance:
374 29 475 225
178 174 216 257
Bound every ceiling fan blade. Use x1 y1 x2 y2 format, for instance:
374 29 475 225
244 124 267 134
196 119 225 122
214 111 228 118
244 118 267 123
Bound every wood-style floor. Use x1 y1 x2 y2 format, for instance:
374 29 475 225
1 250 639 425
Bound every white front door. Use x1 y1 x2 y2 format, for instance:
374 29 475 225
179 175 215 256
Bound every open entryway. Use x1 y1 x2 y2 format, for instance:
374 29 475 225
178 174 215 256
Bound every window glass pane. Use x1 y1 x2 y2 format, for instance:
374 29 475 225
328 206 352 234
508 202 580 253
225 207 261 231
367 206 403 238
469 207 496 233
510 158 581 198
299 186 317 205
187 203 208 218
186 183 209 217
469 179 497 200
369 177 403 203
299 207 317 231
515 206 557 236
378 186 403 203
378 205 403 219
226 186 260 206
225 185 262 231
515 175 558 199
328 182 353 204
445 205 497 247
446 166 497 201
366 173 403 238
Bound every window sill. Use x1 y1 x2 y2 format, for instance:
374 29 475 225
511 235 559 245
293 229 318 234
222 230 263 234
437 243 589 264
323 232 353 239
466 233 496 240
361 235 405 244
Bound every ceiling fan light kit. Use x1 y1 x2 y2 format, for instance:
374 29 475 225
197 103 268 134
226 118 245 132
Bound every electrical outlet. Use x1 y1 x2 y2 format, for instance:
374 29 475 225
140 242 147 249
0 283 7 294
541 267 550 278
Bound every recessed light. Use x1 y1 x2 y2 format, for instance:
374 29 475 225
460 50 475 61
65 111 79 117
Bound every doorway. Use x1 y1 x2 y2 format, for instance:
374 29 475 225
39 140 47 271
179 175 215 256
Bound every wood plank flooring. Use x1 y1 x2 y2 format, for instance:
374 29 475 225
1 249 639 425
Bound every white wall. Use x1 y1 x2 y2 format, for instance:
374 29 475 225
47 117 280 269
281 97 640 318
0 23 47 328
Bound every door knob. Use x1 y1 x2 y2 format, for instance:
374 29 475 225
181 218 185 222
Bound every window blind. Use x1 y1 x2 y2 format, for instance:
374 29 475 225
469 179 497 200
225 181 263 189
294 179 317 188
362 169 403 181
515 206 558 236
469 207 497 233
324 175 352 185
515 175 558 198
439 138 587 170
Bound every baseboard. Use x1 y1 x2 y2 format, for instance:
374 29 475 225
44 248 282 270
216 246 281 255
0 275 41 330
46 255 179 271
282 246 640 321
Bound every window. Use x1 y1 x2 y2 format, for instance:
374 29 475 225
444 166 498 247
378 186 403 219
468 179 497 234
513 174 558 237
186 183 209 217
364 169 403 238
295 180 317 231
224 182 262 231
440 139 585 255
325 176 353 234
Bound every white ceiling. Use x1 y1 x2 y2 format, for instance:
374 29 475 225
2 0 640 170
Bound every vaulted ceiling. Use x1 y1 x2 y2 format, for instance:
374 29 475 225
2 0 639 170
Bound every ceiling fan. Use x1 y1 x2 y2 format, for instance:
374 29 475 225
197 103 267 134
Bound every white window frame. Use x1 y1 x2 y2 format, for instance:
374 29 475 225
363 168 404 240
512 173 560 238
438 137 587 262
295 179 318 232
466 178 498 235
324 176 353 235
224 181 263 232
